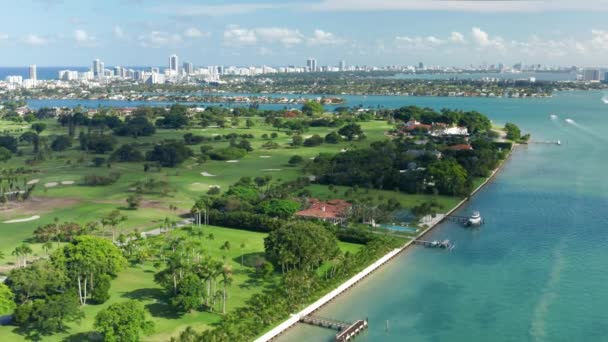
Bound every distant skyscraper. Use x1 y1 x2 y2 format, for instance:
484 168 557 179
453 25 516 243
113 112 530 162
418 62 424 70
92 59 102 77
339 60 346 71
29 65 37 81
183 61 194 75
307 58 317 72
151 67 160 74
583 69 601 82
99 61 105 77
169 54 179 73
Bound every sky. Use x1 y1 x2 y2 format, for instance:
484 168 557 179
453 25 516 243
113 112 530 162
2 0 608 67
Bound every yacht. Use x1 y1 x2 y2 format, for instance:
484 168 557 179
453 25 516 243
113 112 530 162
467 211 483 226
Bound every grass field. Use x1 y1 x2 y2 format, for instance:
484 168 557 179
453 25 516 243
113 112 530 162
0 225 363 341
0 117 395 254
0 114 466 340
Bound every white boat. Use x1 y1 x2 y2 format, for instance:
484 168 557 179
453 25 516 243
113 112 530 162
467 211 483 226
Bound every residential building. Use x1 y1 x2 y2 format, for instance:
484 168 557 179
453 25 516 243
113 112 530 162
183 61 194 75
169 54 179 73
582 68 601 82
306 58 317 72
29 64 37 81
295 199 352 225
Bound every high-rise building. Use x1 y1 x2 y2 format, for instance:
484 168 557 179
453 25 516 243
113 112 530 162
306 58 317 72
29 65 37 81
418 62 424 70
339 60 346 71
169 54 179 73
113 66 122 77
582 69 601 82
151 67 160 74
92 59 101 77
99 61 105 77
183 61 194 75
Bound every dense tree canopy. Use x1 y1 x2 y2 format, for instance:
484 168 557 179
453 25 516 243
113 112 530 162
265 221 340 272
94 300 154 342
146 141 194 167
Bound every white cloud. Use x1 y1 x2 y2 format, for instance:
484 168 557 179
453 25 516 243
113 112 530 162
449 31 465 44
138 31 182 48
24 34 48 46
307 29 343 46
223 26 304 47
183 27 208 38
256 27 303 46
113 25 125 39
74 29 97 47
0 33 8 41
471 27 504 50
223 26 257 46
395 35 445 49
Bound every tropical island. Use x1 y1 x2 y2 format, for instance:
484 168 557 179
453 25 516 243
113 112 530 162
0 99 524 341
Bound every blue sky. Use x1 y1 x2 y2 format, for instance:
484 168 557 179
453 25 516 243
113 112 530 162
2 0 608 67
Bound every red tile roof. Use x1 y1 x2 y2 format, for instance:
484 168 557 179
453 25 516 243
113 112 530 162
295 199 351 220
447 144 474 151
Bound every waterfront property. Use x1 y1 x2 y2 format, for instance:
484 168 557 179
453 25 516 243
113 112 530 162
295 199 352 225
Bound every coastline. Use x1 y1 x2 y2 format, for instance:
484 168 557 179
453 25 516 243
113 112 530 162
256 145 516 342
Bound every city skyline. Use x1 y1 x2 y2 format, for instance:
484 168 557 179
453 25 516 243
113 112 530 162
3 0 608 67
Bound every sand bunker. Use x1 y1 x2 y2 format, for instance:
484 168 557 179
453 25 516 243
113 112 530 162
3 215 40 224
226 160 239 163
44 182 58 188
61 181 75 185
262 169 282 171
201 172 216 177
27 179 40 185
260 156 272 158
209 185 220 188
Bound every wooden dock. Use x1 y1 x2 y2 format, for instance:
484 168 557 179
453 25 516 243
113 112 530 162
301 315 368 342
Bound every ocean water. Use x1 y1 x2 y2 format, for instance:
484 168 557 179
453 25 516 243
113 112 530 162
273 90 608 342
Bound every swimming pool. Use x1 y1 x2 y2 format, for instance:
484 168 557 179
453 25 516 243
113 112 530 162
379 224 419 233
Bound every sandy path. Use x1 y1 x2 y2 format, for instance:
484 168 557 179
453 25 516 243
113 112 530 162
3 215 40 223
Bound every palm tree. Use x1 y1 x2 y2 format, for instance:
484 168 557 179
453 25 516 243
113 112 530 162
240 242 246 266
42 241 53 256
221 264 233 314
12 244 32 267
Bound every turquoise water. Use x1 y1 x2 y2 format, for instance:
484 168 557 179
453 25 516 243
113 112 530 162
274 90 608 342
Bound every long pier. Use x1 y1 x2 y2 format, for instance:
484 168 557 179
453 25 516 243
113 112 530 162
300 316 368 342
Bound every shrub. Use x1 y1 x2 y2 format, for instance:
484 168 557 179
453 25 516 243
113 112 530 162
209 147 247 161
83 172 121 186
288 155 304 165
303 134 323 147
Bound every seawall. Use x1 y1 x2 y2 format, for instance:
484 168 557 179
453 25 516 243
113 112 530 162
255 146 515 342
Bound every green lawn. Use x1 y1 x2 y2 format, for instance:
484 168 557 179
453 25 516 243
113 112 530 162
306 184 462 212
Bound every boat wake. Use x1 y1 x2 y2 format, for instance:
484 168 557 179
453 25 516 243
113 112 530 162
529 241 566 341
602 95 608 104
564 118 608 143
549 114 558 120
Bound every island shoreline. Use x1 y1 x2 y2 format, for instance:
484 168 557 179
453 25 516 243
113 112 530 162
256 145 516 342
